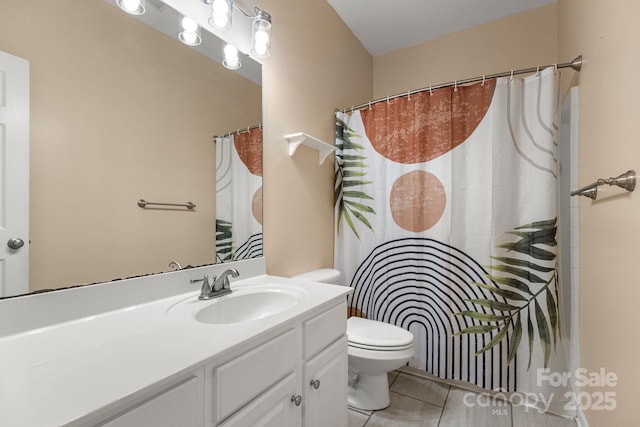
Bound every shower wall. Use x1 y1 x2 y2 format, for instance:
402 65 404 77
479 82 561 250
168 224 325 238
372 4 557 98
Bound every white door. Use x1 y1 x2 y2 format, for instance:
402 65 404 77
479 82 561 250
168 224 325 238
0 51 29 297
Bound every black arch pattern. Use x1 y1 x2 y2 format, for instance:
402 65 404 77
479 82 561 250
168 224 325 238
349 237 517 391
233 233 263 260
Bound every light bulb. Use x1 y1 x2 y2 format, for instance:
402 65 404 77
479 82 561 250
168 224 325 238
210 0 232 30
179 15 201 46
223 44 241 69
254 29 269 44
253 41 267 57
225 56 239 69
122 0 140 12
212 0 229 15
117 0 145 15
181 32 198 45
224 44 238 57
181 17 198 32
212 16 228 28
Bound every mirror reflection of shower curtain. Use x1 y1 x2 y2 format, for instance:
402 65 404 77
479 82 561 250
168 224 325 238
215 128 263 262
335 68 573 416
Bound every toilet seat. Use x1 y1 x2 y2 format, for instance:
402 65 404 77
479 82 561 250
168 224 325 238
348 341 414 352
347 317 414 349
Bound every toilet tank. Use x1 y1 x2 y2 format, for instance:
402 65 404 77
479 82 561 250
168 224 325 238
292 268 342 285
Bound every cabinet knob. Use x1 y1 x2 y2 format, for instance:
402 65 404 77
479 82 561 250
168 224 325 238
291 394 302 406
310 379 320 389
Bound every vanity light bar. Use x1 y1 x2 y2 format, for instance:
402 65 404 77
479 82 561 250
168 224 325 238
116 0 272 68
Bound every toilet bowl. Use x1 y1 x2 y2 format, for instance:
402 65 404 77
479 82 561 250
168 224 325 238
292 269 415 411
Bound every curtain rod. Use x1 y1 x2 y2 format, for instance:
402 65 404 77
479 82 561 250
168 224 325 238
338 55 583 114
213 123 262 140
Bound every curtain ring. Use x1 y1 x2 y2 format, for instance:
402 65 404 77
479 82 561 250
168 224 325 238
368 101 372 110
386 96 390 104
236 129 240 136
407 90 411 101
350 106 354 113
259 124 262 130
536 66 540 77
429 86 433 96
247 126 250 133
553 63 558 71
481 75 485 86
510 70 514 81
454 81 458 91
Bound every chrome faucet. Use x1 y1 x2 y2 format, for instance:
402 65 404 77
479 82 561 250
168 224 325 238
191 269 239 300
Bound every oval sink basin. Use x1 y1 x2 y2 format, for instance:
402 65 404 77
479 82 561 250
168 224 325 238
193 288 302 324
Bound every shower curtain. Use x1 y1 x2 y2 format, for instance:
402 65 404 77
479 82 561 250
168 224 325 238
215 127 263 262
335 68 566 397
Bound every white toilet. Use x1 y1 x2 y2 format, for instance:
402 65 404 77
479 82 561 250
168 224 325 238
292 269 415 410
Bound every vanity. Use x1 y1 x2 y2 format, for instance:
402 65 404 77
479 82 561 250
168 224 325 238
0 259 351 426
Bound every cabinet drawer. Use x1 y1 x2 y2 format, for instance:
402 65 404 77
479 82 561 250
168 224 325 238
304 302 346 358
218 373 299 427
98 373 203 427
214 329 298 423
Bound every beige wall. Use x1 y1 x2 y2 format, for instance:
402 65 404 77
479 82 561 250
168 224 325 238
257 0 373 277
559 1 640 425
0 1 261 290
373 4 558 98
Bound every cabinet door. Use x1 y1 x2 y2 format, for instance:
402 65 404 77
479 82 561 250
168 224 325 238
219 373 300 427
304 336 348 427
213 328 299 423
98 371 204 427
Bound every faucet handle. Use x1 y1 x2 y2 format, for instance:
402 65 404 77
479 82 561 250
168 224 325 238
192 275 215 300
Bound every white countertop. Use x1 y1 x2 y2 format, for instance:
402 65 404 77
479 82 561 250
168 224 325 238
0 273 350 426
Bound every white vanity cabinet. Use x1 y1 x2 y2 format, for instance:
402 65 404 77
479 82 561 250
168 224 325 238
210 301 348 427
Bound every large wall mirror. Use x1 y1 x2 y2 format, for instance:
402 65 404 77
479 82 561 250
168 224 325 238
0 0 262 297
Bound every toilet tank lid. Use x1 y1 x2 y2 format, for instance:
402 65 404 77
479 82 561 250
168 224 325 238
292 268 341 284
347 317 414 347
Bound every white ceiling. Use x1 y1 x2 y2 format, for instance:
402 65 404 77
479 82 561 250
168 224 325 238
326 0 556 56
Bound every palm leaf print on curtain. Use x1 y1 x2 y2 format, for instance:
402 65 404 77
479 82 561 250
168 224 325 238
335 118 376 238
215 127 263 262
335 68 565 396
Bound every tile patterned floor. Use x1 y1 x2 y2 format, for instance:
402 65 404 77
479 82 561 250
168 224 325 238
348 371 578 427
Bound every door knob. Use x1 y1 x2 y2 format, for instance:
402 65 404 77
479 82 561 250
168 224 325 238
290 395 302 406
7 238 24 250
310 379 320 389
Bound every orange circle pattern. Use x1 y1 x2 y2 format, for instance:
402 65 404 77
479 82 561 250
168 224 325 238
390 171 446 232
